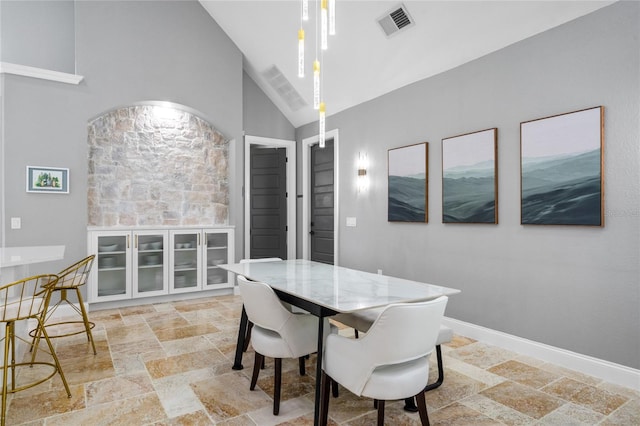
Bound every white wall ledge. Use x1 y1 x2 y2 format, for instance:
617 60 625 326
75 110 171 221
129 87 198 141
0 62 83 85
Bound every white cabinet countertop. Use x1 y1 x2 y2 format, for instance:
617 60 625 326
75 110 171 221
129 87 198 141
0 245 65 268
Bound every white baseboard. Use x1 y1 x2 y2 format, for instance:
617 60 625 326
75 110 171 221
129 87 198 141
442 317 640 391
88 288 234 311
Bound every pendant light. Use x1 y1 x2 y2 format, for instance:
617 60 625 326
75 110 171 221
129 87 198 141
321 0 328 50
313 60 320 109
298 28 305 78
297 0 336 147
319 102 326 148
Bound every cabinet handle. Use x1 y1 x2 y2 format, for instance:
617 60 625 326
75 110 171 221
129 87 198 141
135 235 138 249
127 235 130 249
198 233 201 246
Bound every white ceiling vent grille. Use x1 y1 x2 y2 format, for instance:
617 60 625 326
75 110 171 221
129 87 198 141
261 65 307 111
377 4 415 38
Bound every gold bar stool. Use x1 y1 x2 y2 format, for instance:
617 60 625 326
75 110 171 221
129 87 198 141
30 255 97 356
1 274 71 426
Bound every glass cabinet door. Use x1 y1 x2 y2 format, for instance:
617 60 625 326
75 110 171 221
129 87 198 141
203 230 231 289
170 231 202 293
95 233 130 299
133 231 168 297
90 227 234 302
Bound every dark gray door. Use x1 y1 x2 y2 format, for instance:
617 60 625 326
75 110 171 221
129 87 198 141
310 139 334 264
250 146 287 259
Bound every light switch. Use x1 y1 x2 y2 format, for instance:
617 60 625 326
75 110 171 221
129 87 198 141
346 217 357 227
11 217 21 229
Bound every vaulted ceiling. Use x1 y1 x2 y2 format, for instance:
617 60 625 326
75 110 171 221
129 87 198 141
200 1 614 128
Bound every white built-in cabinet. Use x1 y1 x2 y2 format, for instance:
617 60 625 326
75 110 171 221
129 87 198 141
88 227 234 303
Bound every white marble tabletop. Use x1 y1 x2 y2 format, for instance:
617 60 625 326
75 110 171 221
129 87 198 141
220 259 460 313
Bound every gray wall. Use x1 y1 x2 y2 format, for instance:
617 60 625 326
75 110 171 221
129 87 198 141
0 0 76 73
297 2 639 369
2 1 244 272
243 71 295 141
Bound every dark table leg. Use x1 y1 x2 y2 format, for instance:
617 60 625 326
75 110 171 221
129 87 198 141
313 316 325 426
232 306 249 370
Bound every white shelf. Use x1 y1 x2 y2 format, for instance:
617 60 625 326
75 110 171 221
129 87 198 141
98 266 125 272
0 62 84 85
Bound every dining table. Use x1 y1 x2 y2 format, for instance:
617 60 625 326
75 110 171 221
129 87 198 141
219 259 461 426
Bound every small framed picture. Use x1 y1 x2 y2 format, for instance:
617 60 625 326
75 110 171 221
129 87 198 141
26 166 69 194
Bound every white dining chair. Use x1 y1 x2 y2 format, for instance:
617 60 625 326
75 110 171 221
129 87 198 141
238 258 284 352
320 296 448 426
333 307 453 393
237 275 324 415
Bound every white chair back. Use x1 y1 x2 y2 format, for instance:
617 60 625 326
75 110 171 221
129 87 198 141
324 296 448 396
364 296 447 366
237 275 292 333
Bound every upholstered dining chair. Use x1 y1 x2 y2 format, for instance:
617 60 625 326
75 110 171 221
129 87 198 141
237 275 325 415
30 255 97 356
238 258 283 352
0 275 71 426
320 296 448 426
333 307 453 392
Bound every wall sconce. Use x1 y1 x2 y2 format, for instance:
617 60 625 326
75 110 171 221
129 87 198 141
357 152 369 193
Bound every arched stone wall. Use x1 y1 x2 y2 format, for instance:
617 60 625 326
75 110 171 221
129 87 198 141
87 104 229 227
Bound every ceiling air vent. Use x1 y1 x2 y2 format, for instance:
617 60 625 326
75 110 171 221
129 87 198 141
261 65 307 111
377 3 415 38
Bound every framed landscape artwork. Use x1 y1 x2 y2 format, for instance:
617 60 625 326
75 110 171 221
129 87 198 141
442 128 498 224
26 166 69 194
388 142 428 222
520 106 603 226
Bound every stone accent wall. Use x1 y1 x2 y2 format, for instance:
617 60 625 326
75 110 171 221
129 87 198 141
88 105 229 227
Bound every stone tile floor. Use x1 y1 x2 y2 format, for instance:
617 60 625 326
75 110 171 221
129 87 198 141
5 295 639 425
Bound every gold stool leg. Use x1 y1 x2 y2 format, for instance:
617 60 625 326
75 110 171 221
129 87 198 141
29 318 45 365
75 288 96 355
1 322 12 426
37 318 71 397
9 324 15 394
29 285 54 359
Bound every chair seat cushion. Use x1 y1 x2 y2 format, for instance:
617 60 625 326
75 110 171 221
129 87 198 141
1 297 45 321
437 325 453 345
250 320 334 359
251 326 295 359
56 273 87 289
360 357 429 400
